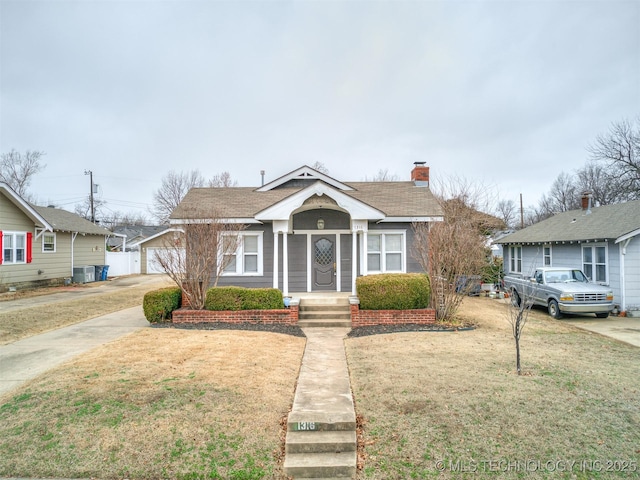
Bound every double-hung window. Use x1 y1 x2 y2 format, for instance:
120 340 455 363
582 244 607 284
367 232 405 273
2 232 27 264
43 233 56 252
543 245 552 266
509 245 522 273
221 232 263 276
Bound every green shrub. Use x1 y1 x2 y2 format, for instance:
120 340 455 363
356 273 431 310
205 287 284 310
143 287 182 323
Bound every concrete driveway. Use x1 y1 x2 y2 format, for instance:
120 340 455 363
564 316 640 348
0 275 170 399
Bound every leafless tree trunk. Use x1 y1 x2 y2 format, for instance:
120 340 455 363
152 207 245 309
505 262 537 375
0 149 46 198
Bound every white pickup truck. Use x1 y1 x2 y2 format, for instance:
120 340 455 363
503 267 614 319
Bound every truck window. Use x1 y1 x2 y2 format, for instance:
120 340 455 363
572 270 588 282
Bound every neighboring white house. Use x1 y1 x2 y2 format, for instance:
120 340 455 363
495 197 640 314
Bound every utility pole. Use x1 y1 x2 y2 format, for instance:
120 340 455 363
84 170 95 223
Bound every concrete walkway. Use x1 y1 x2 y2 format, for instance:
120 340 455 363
0 306 149 399
284 327 357 478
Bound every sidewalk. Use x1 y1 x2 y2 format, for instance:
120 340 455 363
0 306 150 399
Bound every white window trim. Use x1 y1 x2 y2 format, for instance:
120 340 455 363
365 231 406 274
42 232 56 253
220 232 264 276
543 244 552 267
510 245 522 273
2 231 27 265
582 243 608 285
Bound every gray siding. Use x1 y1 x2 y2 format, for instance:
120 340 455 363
508 243 624 306
624 236 640 309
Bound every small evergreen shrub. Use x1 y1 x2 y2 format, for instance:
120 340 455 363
357 273 431 310
205 287 284 310
143 287 182 323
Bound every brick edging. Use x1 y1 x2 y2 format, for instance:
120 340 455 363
350 304 436 327
172 305 299 325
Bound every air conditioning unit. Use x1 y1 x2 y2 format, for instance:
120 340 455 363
73 265 95 283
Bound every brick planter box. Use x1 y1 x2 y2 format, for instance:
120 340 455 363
172 305 299 325
350 303 436 328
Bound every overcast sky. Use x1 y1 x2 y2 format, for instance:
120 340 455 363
1 0 638 221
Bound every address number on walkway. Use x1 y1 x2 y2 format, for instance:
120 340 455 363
297 422 316 431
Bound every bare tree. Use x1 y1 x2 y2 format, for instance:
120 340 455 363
99 211 149 230
505 261 537 375
310 161 329 174
0 149 46 198
363 168 400 181
588 117 640 200
208 171 237 188
151 170 206 224
574 161 624 206
152 207 245 309
74 196 107 222
495 199 518 229
413 199 490 322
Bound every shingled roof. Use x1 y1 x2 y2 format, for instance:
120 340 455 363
32 205 113 236
496 199 640 244
170 181 443 220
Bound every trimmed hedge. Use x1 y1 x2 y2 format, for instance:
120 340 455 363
357 273 431 310
143 287 182 323
205 287 284 311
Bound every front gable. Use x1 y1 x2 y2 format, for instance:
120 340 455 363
256 165 354 192
255 181 384 222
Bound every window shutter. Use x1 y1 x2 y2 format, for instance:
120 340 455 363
27 232 33 263
0 231 3 265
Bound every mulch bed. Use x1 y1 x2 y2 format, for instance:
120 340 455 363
152 322 476 338
347 322 476 337
152 321 307 337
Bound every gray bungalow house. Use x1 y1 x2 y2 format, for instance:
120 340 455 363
1 181 113 290
495 196 640 314
170 164 443 295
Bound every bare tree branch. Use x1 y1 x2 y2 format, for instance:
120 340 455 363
152 206 245 309
0 149 46 198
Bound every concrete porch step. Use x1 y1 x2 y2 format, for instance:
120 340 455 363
300 304 351 312
298 319 352 328
283 451 357 478
287 411 357 432
299 311 351 320
285 430 356 454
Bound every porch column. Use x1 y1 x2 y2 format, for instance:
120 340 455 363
351 220 368 296
352 230 357 295
283 232 289 296
273 231 279 289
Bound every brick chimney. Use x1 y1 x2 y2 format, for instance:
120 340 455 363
411 162 430 186
581 191 592 214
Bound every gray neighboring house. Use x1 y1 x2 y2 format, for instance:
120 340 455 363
170 164 443 295
1 181 113 289
495 197 640 314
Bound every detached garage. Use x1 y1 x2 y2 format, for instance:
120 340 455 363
130 228 184 275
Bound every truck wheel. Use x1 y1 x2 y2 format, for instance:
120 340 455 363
511 289 521 307
595 312 609 319
548 299 562 319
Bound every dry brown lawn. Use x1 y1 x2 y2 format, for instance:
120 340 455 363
0 328 305 479
346 296 640 479
0 281 172 345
